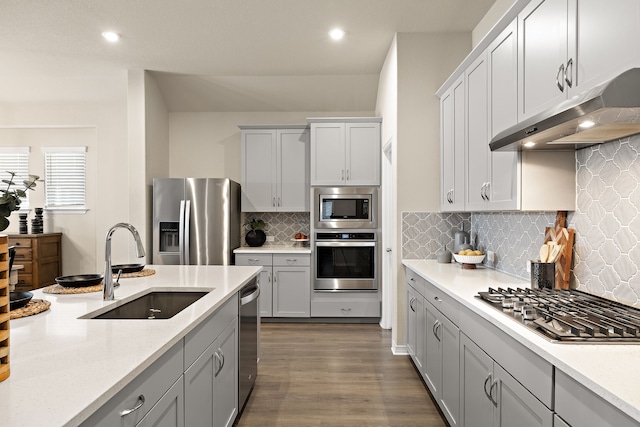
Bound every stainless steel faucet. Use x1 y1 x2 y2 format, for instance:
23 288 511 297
104 223 146 300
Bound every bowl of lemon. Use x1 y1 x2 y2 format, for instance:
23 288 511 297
452 249 485 269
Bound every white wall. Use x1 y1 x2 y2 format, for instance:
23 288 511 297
472 0 516 48
168 111 374 181
376 32 471 347
0 75 131 274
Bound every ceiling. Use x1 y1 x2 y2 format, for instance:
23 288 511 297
0 0 496 112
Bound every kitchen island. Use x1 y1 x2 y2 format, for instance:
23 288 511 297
403 259 640 426
0 264 261 427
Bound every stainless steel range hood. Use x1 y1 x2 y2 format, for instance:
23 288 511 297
490 68 640 151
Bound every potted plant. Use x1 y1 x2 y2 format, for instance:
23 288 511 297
244 218 267 247
0 172 38 231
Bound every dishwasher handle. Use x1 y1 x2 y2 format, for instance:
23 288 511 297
240 284 260 306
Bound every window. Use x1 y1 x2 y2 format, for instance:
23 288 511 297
0 147 31 210
42 146 87 210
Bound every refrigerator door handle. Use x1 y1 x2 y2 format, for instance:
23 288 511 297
179 200 186 265
184 200 191 265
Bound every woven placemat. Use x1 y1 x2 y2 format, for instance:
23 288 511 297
115 268 156 279
11 299 51 319
43 283 102 294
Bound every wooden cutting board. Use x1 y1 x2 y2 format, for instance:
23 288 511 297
543 212 575 290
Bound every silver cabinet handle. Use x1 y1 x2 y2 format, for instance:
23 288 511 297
120 395 145 416
386 248 392 253
489 379 498 407
484 182 490 201
480 183 486 200
341 169 345 180
483 374 493 403
346 169 350 180
341 308 352 314
285 258 297 263
214 348 225 377
565 58 573 88
278 197 281 207
433 321 442 341
409 297 416 312
556 63 565 92
248 258 260 263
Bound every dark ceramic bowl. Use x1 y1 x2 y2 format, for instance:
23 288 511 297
111 264 145 274
10 291 33 310
55 274 104 288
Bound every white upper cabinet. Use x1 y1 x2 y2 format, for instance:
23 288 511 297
488 20 518 139
518 0 640 121
309 118 381 186
441 76 465 212
240 126 309 212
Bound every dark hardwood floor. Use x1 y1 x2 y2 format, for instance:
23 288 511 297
235 322 447 427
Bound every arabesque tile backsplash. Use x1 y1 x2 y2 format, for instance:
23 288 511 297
241 212 310 246
403 135 640 307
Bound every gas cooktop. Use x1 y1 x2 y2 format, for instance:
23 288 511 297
477 287 640 343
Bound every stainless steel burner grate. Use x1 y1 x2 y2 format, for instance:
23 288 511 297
477 287 640 343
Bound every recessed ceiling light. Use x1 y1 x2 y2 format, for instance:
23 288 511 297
578 120 595 129
328 28 345 41
523 141 536 148
101 31 121 43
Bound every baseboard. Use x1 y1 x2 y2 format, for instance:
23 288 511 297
392 340 409 355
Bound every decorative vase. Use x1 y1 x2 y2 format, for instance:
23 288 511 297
245 230 266 247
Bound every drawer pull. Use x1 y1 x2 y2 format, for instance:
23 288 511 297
120 395 145 416
248 258 260 263
286 258 297 263
341 308 352 314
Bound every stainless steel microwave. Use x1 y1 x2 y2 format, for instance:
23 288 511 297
313 187 378 229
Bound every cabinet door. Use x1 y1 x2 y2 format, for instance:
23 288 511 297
345 122 380 186
273 267 310 317
460 334 493 427
440 314 460 427
465 53 490 212
241 130 277 212
424 301 441 397
487 151 519 210
569 0 640 95
184 342 215 426
311 123 346 185
213 319 238 427
406 285 417 360
493 364 553 427
518 0 569 120
137 377 184 427
440 76 465 211
277 128 309 211
258 268 272 318
488 20 518 139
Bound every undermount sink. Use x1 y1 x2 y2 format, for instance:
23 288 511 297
82 290 212 320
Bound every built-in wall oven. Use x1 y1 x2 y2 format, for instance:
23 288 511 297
314 232 378 291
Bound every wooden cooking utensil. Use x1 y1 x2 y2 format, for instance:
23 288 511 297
548 244 561 264
539 244 549 262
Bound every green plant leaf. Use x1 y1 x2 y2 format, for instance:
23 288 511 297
0 216 9 231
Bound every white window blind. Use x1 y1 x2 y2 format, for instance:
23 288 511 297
42 146 87 209
0 147 31 210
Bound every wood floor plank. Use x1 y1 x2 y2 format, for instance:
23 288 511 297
235 323 448 427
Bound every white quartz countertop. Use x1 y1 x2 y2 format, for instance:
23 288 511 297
402 259 640 423
0 264 261 427
234 244 311 254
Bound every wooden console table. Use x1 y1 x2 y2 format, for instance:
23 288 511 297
8 233 62 291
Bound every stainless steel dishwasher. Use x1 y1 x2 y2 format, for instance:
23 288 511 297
238 277 259 412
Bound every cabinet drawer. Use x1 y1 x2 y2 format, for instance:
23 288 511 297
13 248 32 262
405 267 427 297
311 299 380 317
555 369 638 427
423 281 459 325
273 254 310 267
80 342 183 427
235 254 272 266
10 238 32 249
184 293 238 370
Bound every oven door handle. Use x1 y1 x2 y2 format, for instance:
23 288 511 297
315 242 376 247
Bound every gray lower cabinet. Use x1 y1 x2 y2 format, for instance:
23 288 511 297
406 281 425 372
459 333 552 427
79 341 184 427
185 318 238 427
81 294 240 427
137 377 184 427
425 299 459 427
236 253 311 318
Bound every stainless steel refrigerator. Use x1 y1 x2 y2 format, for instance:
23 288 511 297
152 178 241 265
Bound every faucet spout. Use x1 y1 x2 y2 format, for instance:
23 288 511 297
104 223 146 301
